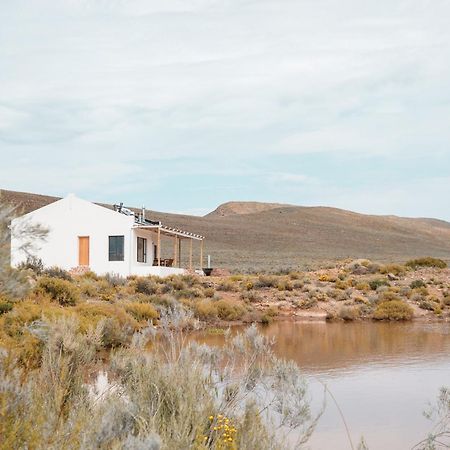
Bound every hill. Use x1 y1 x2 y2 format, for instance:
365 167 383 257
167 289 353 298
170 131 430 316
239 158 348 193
2 189 450 272
206 201 290 217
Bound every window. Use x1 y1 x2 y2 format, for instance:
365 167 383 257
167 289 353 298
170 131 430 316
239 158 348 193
137 237 147 263
109 235 124 261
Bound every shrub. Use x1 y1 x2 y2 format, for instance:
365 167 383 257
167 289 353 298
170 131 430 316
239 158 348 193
217 280 237 292
338 306 359 321
0 298 13 314
36 277 79 306
166 276 187 291
355 282 371 291
192 299 218 320
297 298 317 309
334 280 348 290
240 290 260 303
43 266 72 280
100 317 133 348
125 302 158 322
419 297 441 312
215 299 246 321
17 256 44 274
410 280 427 289
277 280 293 291
203 287 215 298
369 279 390 291
104 272 127 287
243 281 254 291
405 257 447 269
373 301 413 321
132 278 156 295
380 264 407 276
255 275 277 289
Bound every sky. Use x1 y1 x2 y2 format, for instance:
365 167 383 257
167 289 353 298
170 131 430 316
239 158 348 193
0 0 449 219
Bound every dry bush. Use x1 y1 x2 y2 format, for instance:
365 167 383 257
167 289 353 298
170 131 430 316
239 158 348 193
277 280 293 291
373 300 413 321
240 290 261 303
125 301 159 323
217 279 238 292
406 257 447 269
255 275 278 289
338 306 360 321
36 277 79 306
134 277 159 295
215 299 247 321
380 264 407 276
191 299 219 320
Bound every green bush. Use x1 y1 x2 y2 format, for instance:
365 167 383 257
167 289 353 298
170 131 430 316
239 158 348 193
369 279 390 291
0 298 13 315
410 280 427 289
373 300 413 321
405 257 447 269
418 296 441 312
36 277 79 306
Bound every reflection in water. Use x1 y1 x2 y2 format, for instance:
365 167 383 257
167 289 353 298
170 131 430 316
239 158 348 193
193 322 450 449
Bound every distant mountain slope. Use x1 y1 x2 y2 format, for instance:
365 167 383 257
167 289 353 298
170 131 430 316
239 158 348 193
206 201 291 217
2 189 450 271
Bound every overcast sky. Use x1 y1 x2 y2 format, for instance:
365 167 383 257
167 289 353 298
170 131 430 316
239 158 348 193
1 0 449 219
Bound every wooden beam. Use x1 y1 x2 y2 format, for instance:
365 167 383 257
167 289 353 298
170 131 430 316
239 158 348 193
200 239 204 269
189 238 193 271
157 227 161 266
178 238 182 268
173 236 178 267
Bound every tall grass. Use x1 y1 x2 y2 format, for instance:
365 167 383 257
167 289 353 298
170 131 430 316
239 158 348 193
0 308 321 449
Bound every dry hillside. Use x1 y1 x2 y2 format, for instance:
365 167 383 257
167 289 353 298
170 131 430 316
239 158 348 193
2 189 450 272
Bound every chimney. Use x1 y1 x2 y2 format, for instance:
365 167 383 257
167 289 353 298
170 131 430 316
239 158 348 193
142 206 146 221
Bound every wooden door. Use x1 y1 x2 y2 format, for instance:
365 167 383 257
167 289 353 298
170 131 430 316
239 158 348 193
78 236 90 266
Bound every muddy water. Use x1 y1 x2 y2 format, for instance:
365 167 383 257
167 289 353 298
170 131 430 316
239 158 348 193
194 321 450 449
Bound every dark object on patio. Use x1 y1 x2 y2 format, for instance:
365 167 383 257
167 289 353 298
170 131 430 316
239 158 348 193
203 268 213 276
153 258 174 267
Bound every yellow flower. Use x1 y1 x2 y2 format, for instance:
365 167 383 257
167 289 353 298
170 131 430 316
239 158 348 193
209 416 214 421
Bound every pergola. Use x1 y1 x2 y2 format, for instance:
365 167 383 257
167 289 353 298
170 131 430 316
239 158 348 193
133 224 204 270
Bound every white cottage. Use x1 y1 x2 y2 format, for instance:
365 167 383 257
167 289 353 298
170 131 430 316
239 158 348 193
10 194 205 277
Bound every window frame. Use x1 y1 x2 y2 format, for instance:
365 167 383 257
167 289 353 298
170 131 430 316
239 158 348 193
137 236 147 263
109 235 125 262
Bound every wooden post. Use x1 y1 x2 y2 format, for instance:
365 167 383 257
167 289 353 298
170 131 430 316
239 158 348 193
173 236 178 267
157 227 161 266
189 238 193 271
200 239 203 269
178 238 182 268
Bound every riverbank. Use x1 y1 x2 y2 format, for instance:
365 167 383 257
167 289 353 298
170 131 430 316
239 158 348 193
1 258 449 362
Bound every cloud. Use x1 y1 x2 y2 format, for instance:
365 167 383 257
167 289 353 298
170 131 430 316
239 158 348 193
0 0 449 218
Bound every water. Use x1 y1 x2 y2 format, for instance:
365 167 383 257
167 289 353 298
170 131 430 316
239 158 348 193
194 321 450 449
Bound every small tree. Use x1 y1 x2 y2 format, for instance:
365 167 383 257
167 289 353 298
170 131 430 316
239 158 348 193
0 200 47 299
